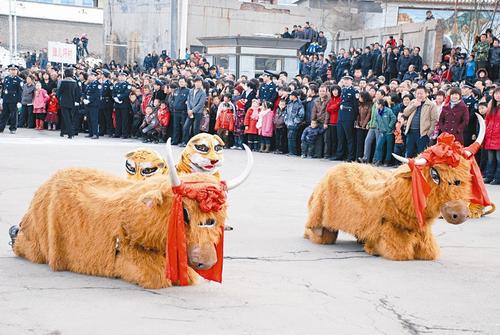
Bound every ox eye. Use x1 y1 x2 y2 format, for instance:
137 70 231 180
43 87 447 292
214 144 223 152
125 160 136 175
194 144 209 153
183 208 190 224
430 168 440 185
141 167 158 177
199 219 216 228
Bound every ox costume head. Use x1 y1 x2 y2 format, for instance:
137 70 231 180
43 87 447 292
392 113 491 228
161 139 253 286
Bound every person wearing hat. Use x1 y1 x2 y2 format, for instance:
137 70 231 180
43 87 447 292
335 75 359 162
113 71 132 138
0 65 23 134
83 70 102 139
152 79 166 102
99 68 114 137
180 76 207 146
258 72 277 105
57 67 81 139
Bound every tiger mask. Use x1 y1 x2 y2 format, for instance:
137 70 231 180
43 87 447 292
125 148 167 181
177 133 225 179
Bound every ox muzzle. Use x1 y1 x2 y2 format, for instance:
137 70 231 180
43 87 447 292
187 243 217 270
441 200 468 225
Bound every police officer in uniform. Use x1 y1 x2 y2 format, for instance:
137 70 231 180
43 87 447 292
113 71 132 138
99 69 114 136
258 71 277 104
72 70 83 136
335 75 359 162
84 70 102 139
0 65 23 134
461 84 478 147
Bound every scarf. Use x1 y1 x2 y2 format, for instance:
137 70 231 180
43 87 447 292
165 181 227 286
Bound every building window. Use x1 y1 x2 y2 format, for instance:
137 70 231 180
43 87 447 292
255 57 278 72
214 56 229 70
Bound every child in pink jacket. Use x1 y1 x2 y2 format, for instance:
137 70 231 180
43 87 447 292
256 101 275 153
33 82 49 130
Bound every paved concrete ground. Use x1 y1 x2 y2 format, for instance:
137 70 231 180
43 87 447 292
0 129 499 335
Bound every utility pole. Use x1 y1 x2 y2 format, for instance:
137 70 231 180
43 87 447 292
13 0 18 57
8 0 13 63
171 0 178 59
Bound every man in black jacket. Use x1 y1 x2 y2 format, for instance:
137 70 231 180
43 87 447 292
171 77 190 144
57 68 80 139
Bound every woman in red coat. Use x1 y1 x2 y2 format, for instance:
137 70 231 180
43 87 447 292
438 87 469 144
484 87 500 185
325 85 341 159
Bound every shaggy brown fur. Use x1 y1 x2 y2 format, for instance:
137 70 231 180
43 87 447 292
304 160 472 260
13 169 226 289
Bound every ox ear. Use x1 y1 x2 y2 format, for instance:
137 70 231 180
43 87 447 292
394 165 412 179
140 190 164 208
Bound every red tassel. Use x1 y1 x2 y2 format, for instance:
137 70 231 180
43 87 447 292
195 227 224 283
165 183 226 286
469 156 491 207
165 187 189 286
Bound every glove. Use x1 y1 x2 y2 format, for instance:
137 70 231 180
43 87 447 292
113 97 121 103
17 102 22 109
83 99 90 105
74 102 80 107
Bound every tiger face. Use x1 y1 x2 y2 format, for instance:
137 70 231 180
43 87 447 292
125 148 167 181
178 134 225 177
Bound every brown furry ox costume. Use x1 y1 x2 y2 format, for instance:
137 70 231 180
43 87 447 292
10 140 253 288
304 120 489 261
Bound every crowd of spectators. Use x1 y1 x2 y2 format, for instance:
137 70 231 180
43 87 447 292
1 27 500 184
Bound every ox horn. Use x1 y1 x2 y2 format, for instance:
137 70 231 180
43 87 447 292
227 144 254 190
165 138 181 187
464 113 485 157
392 153 427 166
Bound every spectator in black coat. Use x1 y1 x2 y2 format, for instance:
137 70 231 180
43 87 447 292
451 57 467 82
397 48 412 80
57 68 81 139
317 31 328 52
410 47 423 72
281 27 293 39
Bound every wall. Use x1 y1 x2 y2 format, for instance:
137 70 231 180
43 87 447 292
103 0 171 64
334 19 444 67
0 16 103 55
104 0 362 64
0 1 103 56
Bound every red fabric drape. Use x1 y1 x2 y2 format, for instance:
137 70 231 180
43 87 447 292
165 182 226 286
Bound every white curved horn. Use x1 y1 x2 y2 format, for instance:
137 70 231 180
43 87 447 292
475 112 485 146
464 113 485 157
227 144 254 190
392 153 427 166
165 138 181 187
